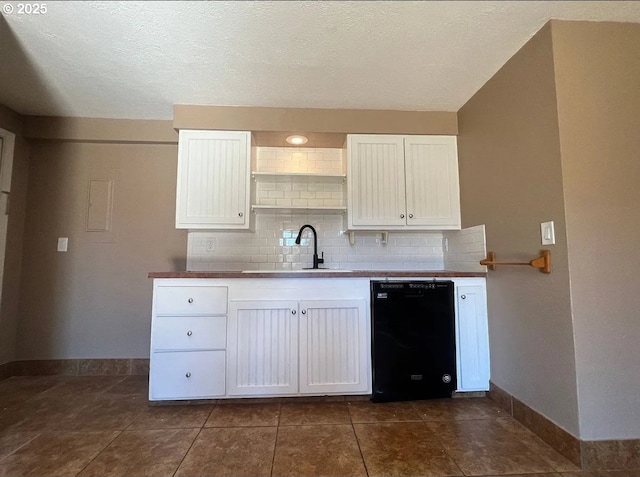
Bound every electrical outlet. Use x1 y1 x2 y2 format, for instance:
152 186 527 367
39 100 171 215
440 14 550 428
205 239 215 252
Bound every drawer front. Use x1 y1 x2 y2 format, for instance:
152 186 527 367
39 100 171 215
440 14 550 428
153 316 226 351
150 350 225 400
155 286 227 315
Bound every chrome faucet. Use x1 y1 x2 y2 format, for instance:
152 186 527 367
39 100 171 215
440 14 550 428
295 224 324 269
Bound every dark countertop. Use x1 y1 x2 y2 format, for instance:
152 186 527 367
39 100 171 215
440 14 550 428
148 270 487 279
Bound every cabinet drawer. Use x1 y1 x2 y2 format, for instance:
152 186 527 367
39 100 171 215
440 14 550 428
153 316 226 351
155 286 227 315
150 350 225 400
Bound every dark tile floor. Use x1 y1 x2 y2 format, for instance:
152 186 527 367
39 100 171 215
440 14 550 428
0 376 637 477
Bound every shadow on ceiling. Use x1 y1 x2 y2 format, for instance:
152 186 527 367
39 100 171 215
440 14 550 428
0 15 64 117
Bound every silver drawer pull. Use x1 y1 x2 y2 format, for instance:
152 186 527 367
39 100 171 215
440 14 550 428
185 372 191 378
301 310 306 315
400 214 405 219
186 330 193 336
291 310 296 315
238 212 243 217
461 295 467 300
409 214 414 218
188 298 194 304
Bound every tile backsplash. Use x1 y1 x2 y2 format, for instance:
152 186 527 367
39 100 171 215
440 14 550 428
187 213 445 272
254 147 345 174
443 224 487 272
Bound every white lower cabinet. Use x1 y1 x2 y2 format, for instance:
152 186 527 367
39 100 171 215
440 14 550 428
454 280 490 392
149 280 229 401
150 350 225 399
149 277 488 400
227 296 370 397
299 299 369 394
227 300 299 396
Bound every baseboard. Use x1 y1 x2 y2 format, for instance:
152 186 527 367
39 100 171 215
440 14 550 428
488 381 640 470
581 438 640 470
0 358 149 380
0 361 13 381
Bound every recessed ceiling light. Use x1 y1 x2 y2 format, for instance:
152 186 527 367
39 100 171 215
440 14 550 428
285 135 308 145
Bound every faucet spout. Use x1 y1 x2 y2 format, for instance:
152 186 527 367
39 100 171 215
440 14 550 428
295 224 324 269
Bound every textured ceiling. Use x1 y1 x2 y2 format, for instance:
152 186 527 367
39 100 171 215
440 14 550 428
2 1 640 120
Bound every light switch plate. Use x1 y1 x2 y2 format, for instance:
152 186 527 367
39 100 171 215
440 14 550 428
57 237 69 252
541 221 555 245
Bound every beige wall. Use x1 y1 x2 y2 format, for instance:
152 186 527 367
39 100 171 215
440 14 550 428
457 24 580 436
0 105 28 366
17 137 186 359
552 21 640 440
173 105 458 135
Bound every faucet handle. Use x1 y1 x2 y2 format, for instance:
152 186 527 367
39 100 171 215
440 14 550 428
318 251 324 264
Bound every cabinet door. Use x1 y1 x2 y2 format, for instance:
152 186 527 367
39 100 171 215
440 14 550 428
455 286 490 391
347 135 407 228
299 299 370 394
176 130 251 229
227 300 298 396
404 136 460 229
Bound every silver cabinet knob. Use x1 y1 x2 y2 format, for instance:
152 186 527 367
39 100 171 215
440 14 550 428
400 214 405 219
186 330 193 336
188 298 194 304
291 310 296 315
409 214 414 219
461 295 467 300
301 310 306 315
185 372 191 378
238 212 243 217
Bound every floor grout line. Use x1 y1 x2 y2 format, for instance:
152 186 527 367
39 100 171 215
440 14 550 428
350 421 371 477
171 426 205 477
73 428 123 477
269 421 280 477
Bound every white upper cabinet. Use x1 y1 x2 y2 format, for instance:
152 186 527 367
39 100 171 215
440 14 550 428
347 135 461 230
176 130 252 229
347 135 406 227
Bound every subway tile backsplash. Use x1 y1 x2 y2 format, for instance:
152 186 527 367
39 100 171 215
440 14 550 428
255 147 344 174
187 213 445 271
443 224 487 272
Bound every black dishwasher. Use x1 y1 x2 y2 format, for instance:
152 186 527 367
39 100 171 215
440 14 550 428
371 280 456 402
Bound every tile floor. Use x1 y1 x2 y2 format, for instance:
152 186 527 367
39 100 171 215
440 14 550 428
0 376 637 477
